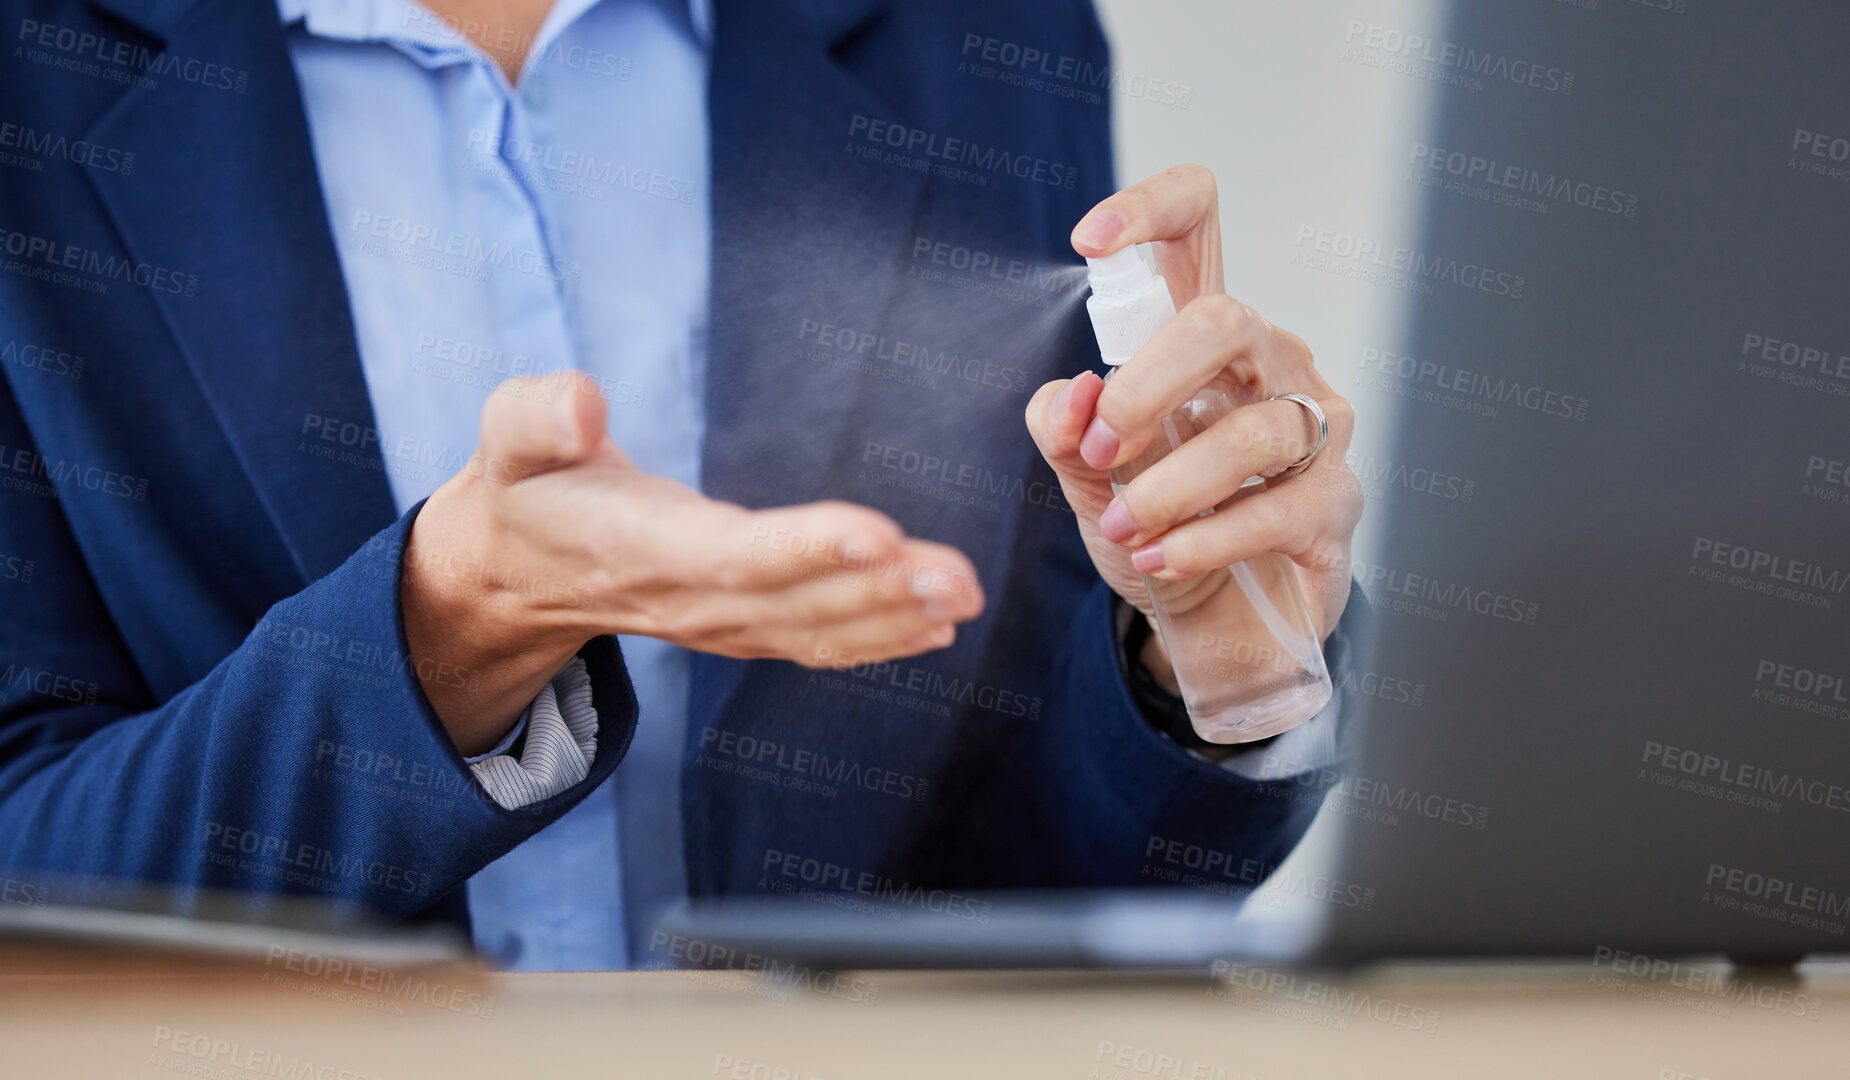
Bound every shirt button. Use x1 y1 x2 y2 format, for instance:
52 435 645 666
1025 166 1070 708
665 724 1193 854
525 77 550 109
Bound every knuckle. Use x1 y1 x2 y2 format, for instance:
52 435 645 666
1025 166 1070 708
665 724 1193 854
658 603 707 641
1310 460 1365 504
1247 495 1291 544
711 559 755 593
1298 535 1349 576
788 631 830 668
1098 370 1158 432
1116 183 1156 218
1171 162 1218 198
1162 530 1204 575
1213 404 1270 461
816 502 902 553
777 589 834 629
1277 327 1314 363
592 548 669 600
1187 292 1249 343
1322 394 1356 441
661 597 740 642
1121 479 1174 534
1025 380 1060 437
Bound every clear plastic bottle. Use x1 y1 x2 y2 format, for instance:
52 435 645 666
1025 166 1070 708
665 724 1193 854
1086 247 1333 743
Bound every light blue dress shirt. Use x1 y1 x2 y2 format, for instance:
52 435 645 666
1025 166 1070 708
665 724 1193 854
278 0 712 970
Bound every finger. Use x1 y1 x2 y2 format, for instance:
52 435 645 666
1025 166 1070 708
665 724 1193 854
723 500 907 592
890 537 986 623
1080 293 1264 470
652 567 916 647
752 571 918 627
737 537 985 629
1100 397 1333 548
725 505 985 623
1071 163 1218 258
478 371 608 482
799 609 960 670
1128 479 1353 582
1025 370 1106 475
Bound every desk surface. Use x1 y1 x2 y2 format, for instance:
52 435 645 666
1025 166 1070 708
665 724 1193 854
1 944 1840 1079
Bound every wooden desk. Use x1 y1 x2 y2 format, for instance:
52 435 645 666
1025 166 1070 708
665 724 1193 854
2 944 1841 1079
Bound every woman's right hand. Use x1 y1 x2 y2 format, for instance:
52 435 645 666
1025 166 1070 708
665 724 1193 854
402 373 985 755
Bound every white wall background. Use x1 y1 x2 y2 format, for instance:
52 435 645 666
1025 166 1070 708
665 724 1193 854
1091 0 1449 925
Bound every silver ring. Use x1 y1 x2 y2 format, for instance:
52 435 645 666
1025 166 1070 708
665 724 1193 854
1269 393 1328 478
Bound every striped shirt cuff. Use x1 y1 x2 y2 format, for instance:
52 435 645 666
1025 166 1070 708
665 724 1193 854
467 657 598 810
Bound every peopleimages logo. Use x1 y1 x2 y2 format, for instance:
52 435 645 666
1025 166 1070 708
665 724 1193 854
760 848 993 923
0 120 133 174
1209 961 1441 1033
1704 863 1850 931
201 822 432 898
1293 225 1526 300
464 129 697 204
1142 836 1379 907
1341 21 1574 96
149 1027 384 1079
0 338 84 380
0 663 99 705
15 18 250 93
697 726 930 802
846 114 1079 189
800 319 1029 394
1642 740 1850 814
0 225 198 297
1588 947 1821 1021
0 441 149 500
1738 330 1850 398
1357 346 1591 422
1790 127 1850 183
1688 537 1850 608
957 32 1193 109
1409 143 1638 217
1347 558 1541 626
347 210 582 286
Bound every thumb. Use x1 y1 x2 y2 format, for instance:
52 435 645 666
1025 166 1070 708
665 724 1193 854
477 371 609 482
1026 370 1109 482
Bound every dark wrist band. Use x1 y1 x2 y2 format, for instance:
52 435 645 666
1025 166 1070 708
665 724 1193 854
1115 597 1220 751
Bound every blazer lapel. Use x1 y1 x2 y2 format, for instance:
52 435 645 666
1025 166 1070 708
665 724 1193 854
81 0 398 584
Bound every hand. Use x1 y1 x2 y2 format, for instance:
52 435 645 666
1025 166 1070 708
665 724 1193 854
403 373 985 754
1025 165 1361 690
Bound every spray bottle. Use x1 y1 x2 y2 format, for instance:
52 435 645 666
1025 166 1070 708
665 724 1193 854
1086 246 1333 743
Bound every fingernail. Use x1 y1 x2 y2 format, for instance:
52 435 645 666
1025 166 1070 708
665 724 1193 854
909 625 954 651
1073 209 1124 252
551 386 578 446
1099 498 1136 544
1079 416 1120 470
1131 544 1165 574
1051 380 1075 421
920 596 953 622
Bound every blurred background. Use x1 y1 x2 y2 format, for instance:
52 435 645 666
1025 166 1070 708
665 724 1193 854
1096 0 1850 938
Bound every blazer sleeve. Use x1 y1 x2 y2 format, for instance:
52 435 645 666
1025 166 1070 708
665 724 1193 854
0 389 638 918
951 578 1367 890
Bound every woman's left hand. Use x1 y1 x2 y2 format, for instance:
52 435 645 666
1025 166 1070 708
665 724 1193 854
1024 165 1364 686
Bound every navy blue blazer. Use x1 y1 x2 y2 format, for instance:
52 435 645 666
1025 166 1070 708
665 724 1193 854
0 0 1359 923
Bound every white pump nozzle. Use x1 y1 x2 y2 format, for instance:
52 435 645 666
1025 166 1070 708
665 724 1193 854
1085 246 1177 365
